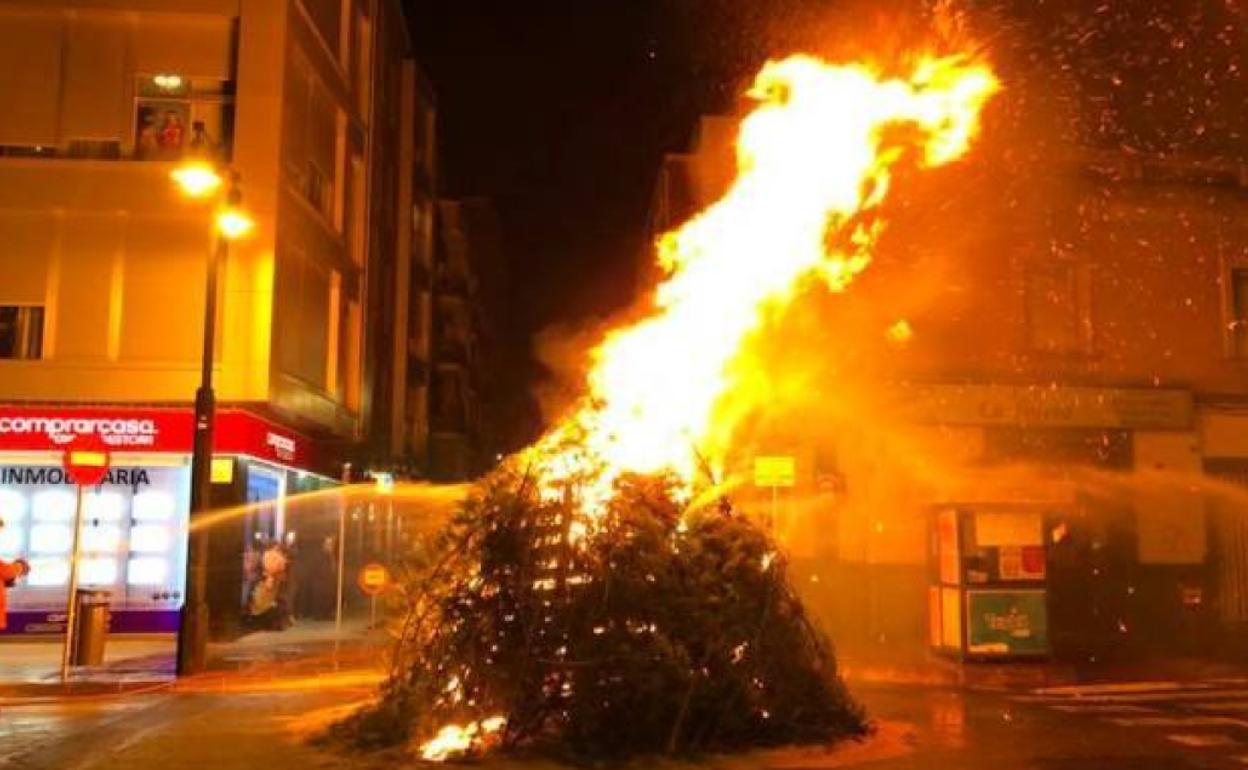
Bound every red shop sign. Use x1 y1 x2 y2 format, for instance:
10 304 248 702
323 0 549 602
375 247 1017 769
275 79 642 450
215 412 310 468
0 407 191 452
0 406 313 471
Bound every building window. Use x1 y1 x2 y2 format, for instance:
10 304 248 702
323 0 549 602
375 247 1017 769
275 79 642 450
1024 261 1089 354
353 9 373 119
0 306 45 360
303 160 333 220
133 75 233 161
1231 269 1248 357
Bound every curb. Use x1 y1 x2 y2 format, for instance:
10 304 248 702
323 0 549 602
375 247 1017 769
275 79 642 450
0 678 175 704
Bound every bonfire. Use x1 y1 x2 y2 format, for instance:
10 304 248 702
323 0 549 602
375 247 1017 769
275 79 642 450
336 44 998 762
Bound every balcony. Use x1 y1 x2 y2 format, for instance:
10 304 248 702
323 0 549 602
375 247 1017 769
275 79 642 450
5 76 234 153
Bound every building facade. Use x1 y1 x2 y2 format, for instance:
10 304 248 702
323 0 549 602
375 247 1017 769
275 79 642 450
0 0 430 637
650 115 1248 663
429 198 506 481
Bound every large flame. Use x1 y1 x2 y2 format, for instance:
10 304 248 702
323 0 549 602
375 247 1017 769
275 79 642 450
525 52 998 511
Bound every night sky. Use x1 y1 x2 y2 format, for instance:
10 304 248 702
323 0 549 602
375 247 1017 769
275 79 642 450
405 0 1245 446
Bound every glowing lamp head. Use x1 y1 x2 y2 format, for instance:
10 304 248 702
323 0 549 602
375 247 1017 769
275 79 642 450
152 73 185 91
171 162 223 199
216 208 254 240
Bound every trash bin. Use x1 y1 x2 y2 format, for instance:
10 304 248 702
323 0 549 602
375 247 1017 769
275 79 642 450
73 589 111 666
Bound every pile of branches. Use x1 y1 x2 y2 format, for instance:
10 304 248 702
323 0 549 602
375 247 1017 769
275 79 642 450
336 466 865 760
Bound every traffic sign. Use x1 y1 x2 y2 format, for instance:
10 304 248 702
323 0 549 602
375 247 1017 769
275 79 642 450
753 456 796 488
357 563 390 597
61 442 111 487
58 437 111 682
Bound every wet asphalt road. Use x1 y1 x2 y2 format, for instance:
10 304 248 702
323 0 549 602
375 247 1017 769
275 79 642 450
4 677 1248 768
854 677 1248 770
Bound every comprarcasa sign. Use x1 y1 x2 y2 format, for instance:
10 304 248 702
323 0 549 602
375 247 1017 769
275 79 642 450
0 415 160 447
0 406 314 470
0 408 188 450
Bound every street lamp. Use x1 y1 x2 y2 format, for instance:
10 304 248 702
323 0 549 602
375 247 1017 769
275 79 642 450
171 154 251 676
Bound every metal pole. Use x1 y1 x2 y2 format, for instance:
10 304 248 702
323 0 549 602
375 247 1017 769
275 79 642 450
61 484 85 682
176 227 226 677
334 498 347 662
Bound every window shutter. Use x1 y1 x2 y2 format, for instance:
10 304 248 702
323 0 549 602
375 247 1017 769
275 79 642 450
0 12 64 146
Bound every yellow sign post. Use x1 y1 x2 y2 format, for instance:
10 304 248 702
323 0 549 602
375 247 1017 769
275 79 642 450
754 456 797 487
358 563 390 628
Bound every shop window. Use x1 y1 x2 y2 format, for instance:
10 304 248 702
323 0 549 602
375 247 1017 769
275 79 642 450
127 556 170 586
1230 268 1248 357
1024 261 1089 354
0 306 45 360
133 74 233 161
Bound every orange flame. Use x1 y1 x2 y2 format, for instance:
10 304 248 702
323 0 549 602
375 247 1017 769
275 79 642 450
526 53 999 512
419 716 507 762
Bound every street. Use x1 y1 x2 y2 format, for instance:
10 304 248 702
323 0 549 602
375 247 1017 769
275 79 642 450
857 678 1248 770
7 674 1248 769
0 691 354 770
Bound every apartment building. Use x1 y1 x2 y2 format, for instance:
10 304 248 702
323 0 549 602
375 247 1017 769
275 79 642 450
0 0 432 637
429 198 506 481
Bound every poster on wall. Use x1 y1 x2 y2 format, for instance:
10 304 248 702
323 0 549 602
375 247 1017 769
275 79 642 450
998 545 1047 581
965 589 1048 657
134 100 191 160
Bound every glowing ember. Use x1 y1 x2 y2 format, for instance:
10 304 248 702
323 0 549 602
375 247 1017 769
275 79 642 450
887 319 915 344
419 716 506 762
525 51 998 512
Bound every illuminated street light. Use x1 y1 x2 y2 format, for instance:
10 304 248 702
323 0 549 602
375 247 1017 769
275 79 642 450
171 162 223 199
171 159 250 678
216 208 254 240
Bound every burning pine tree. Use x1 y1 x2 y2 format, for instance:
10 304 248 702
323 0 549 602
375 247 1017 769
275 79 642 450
337 47 997 762
345 465 865 760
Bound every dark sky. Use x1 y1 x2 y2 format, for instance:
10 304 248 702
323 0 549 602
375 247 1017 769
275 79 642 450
405 0 1245 445
406 2 724 331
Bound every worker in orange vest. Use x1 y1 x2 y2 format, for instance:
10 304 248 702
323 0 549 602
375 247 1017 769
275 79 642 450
0 517 31 631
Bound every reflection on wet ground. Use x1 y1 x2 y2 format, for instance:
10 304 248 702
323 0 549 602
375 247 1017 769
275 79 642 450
3 675 1248 768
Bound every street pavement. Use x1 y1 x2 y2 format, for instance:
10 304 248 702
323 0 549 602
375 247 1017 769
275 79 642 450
6 655 1248 768
849 678 1248 770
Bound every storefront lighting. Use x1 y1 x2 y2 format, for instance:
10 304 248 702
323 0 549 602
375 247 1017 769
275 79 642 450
216 208 254 240
152 73 185 91
371 472 395 495
127 556 170 586
171 162 223 199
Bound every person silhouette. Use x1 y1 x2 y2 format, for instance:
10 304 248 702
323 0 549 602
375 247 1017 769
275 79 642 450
0 517 31 632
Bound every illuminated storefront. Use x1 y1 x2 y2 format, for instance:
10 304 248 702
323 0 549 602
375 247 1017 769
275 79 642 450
0 405 332 636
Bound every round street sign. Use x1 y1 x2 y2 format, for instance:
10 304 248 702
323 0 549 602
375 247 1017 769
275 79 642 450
357 563 390 597
61 441 111 487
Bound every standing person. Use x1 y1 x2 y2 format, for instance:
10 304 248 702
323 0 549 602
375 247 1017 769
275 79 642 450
157 110 185 158
260 540 290 630
0 517 30 632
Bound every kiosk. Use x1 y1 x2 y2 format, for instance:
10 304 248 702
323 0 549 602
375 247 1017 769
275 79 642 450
929 504 1051 659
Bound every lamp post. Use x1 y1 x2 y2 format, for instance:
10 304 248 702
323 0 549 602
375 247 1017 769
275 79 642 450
171 159 252 676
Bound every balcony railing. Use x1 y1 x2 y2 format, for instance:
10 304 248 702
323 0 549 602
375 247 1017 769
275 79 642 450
0 76 234 165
